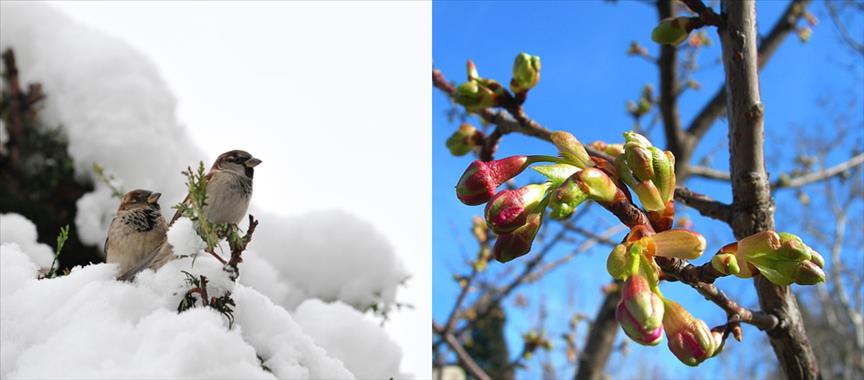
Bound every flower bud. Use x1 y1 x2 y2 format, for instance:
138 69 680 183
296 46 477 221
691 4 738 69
663 299 718 366
650 147 676 204
446 123 479 156
652 17 693 46
735 231 824 286
711 252 740 276
510 52 541 93
616 133 676 211
549 175 588 220
794 261 825 285
493 213 541 263
551 131 593 169
485 183 550 234
456 156 530 205
606 244 629 280
624 143 653 181
649 229 706 260
577 168 618 204
616 274 664 346
454 81 498 111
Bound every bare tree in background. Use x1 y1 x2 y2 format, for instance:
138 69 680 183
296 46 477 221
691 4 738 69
433 1 863 379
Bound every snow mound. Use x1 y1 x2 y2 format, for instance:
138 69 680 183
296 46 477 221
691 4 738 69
251 210 409 311
295 299 404 379
0 213 54 268
0 241 355 379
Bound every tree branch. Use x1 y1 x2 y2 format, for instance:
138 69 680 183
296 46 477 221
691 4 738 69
774 153 864 189
686 0 812 144
574 285 620 380
657 0 687 172
688 165 731 181
433 322 492 380
720 1 821 378
674 186 732 223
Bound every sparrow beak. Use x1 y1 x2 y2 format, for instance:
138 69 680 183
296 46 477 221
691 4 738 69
147 193 162 204
244 158 262 168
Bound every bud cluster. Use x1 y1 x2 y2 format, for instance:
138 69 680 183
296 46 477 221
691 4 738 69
445 123 482 157
453 52 542 112
615 132 676 212
710 231 825 286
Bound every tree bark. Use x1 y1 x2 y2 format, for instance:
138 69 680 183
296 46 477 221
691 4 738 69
574 285 620 380
719 1 821 379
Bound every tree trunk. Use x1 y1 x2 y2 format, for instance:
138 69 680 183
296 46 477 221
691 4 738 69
719 1 821 378
574 285 620 380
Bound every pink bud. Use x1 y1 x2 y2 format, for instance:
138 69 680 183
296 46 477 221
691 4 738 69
616 274 664 346
485 183 549 234
493 213 542 263
455 156 530 205
663 300 718 366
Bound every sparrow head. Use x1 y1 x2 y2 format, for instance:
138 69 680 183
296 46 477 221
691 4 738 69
213 150 262 178
118 189 162 211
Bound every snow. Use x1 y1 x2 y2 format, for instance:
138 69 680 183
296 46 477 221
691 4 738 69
1 240 355 379
0 213 55 269
295 299 405 379
250 210 410 311
1 2 412 378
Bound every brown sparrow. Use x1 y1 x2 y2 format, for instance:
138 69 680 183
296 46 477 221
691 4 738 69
105 189 173 280
169 150 262 226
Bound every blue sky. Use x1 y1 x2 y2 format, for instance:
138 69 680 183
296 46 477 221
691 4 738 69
433 1 863 379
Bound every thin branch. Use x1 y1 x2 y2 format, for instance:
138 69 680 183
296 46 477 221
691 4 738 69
681 0 724 26
674 187 732 223
657 0 687 167
774 153 864 189
688 165 731 181
825 0 864 55
433 322 492 380
686 0 812 144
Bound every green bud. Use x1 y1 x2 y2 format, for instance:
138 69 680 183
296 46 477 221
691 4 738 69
711 252 741 275
625 142 655 182
549 174 588 220
577 168 619 204
650 229 706 260
510 52 541 93
445 123 478 156
650 147 676 204
606 244 630 280
794 261 825 285
632 180 666 212
735 231 825 286
551 131 594 169
623 131 653 148
454 81 498 112
652 17 692 46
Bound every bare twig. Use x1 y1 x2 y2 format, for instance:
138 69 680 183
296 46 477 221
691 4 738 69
674 187 732 223
433 321 492 380
688 165 731 181
686 0 812 145
774 153 864 189
824 0 864 55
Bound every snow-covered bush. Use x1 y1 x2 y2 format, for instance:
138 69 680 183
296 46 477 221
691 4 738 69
0 2 411 377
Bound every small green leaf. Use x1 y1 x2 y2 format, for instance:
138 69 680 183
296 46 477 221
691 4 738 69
531 164 580 187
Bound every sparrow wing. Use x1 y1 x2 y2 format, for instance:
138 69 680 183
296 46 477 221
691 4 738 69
116 242 170 282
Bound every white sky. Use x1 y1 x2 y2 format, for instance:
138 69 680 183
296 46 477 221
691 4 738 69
46 1 431 377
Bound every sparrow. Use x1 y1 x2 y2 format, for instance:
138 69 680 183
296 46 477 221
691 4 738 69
105 189 174 280
169 150 262 226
